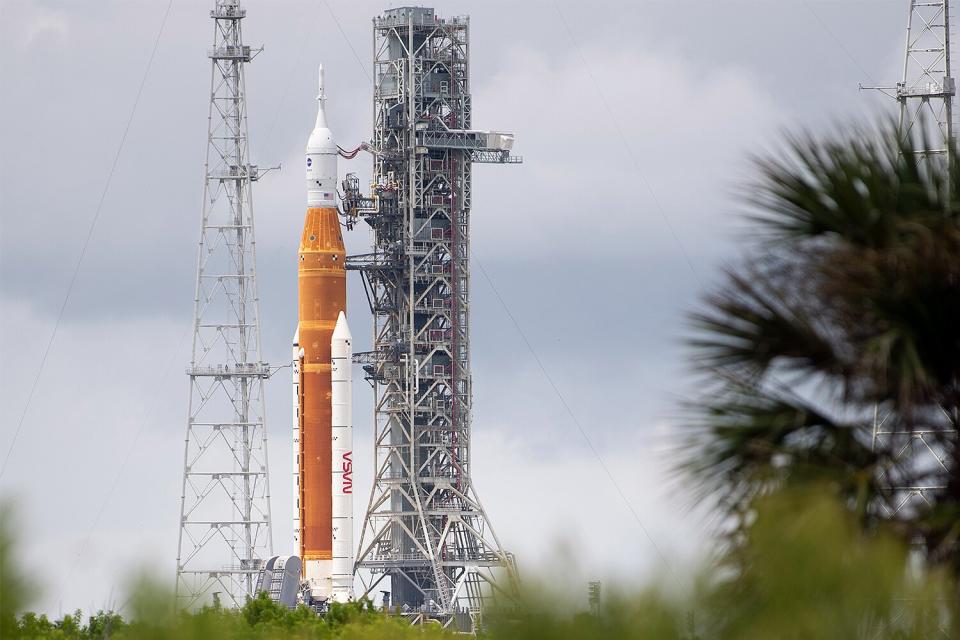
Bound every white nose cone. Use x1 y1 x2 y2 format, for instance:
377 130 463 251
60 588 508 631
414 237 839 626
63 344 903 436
306 64 337 207
332 310 352 343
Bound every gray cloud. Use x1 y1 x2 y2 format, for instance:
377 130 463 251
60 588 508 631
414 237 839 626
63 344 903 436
1 0 912 615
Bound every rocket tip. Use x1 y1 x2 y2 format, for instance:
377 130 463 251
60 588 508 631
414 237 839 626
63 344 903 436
333 311 351 341
317 64 325 101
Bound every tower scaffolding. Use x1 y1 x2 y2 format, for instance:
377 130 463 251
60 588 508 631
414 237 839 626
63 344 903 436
867 1 956 519
175 0 273 608
898 0 955 156
345 7 520 632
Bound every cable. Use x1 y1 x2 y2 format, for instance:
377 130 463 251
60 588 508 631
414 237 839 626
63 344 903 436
552 2 703 289
0 0 175 482
263 2 371 158
474 254 687 596
260 12 317 158
550 2 699 591
319 0 689 593
54 320 192 607
56 0 305 604
801 0 878 86
321 0 372 83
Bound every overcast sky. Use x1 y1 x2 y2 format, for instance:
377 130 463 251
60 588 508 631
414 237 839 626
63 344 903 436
1 0 906 616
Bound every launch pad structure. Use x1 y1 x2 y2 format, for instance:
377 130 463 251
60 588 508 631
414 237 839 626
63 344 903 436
170 1 521 627
344 7 521 629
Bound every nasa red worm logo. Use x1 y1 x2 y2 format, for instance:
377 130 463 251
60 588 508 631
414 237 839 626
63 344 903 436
342 451 353 494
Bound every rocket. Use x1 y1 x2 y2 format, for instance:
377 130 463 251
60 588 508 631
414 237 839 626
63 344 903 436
292 64 353 604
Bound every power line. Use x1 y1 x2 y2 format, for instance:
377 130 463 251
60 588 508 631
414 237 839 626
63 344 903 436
56 0 316 602
0 0 175 482
549 1 703 591
263 2 371 156
321 0 371 83
319 0 690 593
474 254 687 595
317 0 688 593
801 0 878 85
551 2 703 289
261 20 312 156
55 320 192 606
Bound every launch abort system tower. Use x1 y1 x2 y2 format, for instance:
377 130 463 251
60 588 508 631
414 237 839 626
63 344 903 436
348 6 520 627
175 0 273 608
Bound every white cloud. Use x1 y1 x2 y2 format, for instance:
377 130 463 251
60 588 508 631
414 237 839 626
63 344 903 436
470 44 783 259
0 0 915 618
471 424 709 599
0 299 189 614
4 1 70 48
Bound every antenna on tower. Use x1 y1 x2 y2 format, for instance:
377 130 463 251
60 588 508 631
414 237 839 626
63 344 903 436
861 12 956 639
175 0 273 608
863 0 955 523
861 0 955 159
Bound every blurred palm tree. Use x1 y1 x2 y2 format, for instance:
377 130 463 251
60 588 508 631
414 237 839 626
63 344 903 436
686 123 960 577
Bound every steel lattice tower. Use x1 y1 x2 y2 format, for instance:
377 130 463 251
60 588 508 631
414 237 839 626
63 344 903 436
869 1 956 518
346 7 520 630
896 0 955 156
176 0 273 608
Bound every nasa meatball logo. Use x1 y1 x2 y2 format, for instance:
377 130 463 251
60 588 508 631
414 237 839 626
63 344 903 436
306 157 313 167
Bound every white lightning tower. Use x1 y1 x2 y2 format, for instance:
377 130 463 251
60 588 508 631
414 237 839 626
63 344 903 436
176 0 273 608
897 0 955 156
864 1 955 158
863 11 956 639
869 1 955 517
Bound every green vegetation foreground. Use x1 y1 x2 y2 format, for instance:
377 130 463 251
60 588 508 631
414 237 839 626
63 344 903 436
4 124 959 637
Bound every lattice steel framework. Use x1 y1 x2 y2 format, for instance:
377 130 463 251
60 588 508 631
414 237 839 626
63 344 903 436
897 0 955 156
176 0 273 608
349 7 519 630
871 1 956 519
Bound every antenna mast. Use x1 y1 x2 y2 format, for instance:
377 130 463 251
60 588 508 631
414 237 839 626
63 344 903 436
898 1 954 156
175 0 273 608
869 0 955 519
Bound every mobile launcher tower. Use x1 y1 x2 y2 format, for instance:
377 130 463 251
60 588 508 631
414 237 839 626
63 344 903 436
343 7 521 628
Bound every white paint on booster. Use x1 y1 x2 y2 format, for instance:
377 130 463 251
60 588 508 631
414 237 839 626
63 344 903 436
330 311 354 602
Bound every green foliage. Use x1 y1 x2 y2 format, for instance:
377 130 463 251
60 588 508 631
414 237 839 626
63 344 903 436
1 502 36 638
686 123 960 571
85 611 125 638
9 588 441 639
704 485 953 639
14 487 952 639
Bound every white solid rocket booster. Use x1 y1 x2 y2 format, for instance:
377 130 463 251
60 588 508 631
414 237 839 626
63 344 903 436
292 330 302 565
330 311 354 603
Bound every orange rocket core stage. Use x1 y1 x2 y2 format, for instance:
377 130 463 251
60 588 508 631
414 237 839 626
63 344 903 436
298 206 346 563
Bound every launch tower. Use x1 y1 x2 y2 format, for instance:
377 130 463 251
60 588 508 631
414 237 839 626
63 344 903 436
175 0 273 608
347 7 520 629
